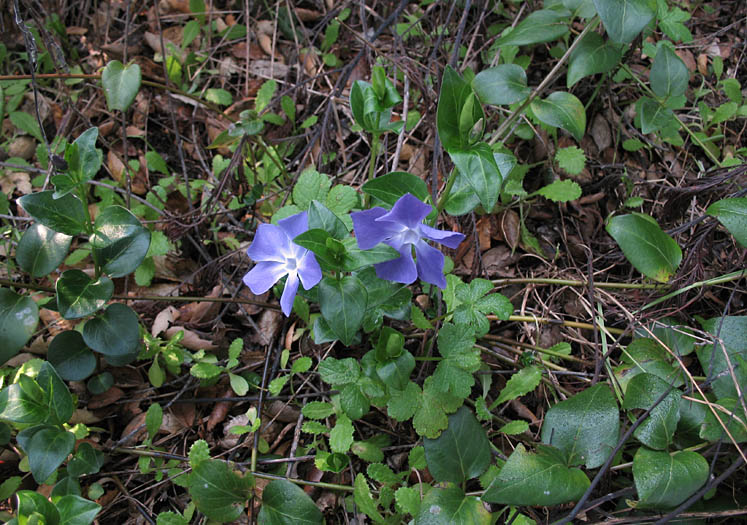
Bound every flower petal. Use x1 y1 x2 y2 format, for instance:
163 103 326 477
278 211 309 240
376 193 431 229
280 272 300 316
414 241 447 289
374 246 418 284
418 224 466 249
246 223 292 262
243 261 288 294
297 250 322 290
351 207 399 249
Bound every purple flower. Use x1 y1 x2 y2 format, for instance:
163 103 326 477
351 193 465 289
243 212 322 316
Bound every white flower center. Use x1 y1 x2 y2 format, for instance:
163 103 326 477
285 257 298 271
395 226 421 246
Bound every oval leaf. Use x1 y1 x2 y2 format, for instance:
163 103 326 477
623 373 681 450
531 92 586 141
102 60 142 112
18 190 87 236
593 0 655 43
424 406 491 483
47 330 96 381
416 486 491 525
0 288 39 365
82 303 140 357
56 270 113 319
318 275 367 346
650 44 689 99
633 448 708 509
437 66 484 153
16 223 72 277
258 479 323 525
606 213 682 283
28 426 76 483
567 32 623 87
361 171 430 207
91 205 151 277
187 459 253 523
541 383 619 468
449 143 504 212
55 495 101 525
496 9 569 47
706 197 747 247
473 65 531 105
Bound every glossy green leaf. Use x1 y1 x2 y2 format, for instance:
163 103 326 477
616 338 685 390
341 238 400 272
541 383 619 468
17 223 72 277
47 331 96 381
650 43 689 99
361 171 429 207
18 191 87 236
593 0 655 43
491 366 542 409
632 448 708 509
15 490 60 524
318 357 360 385
56 270 113 319
531 92 586 141
56 494 101 525
308 200 347 239
472 65 530 105
483 444 590 505
28 426 76 483
699 397 747 443
623 373 681 449
697 316 747 399
318 276 367 345
67 442 106 478
188 459 253 523
444 170 481 216
0 375 48 425
0 288 38 364
424 406 490 483
606 213 682 283
293 229 342 270
91 205 151 277
376 350 415 392
63 127 103 188
38 361 75 425
707 197 747 247
567 32 623 87
9 111 43 142
437 66 484 152
433 322 480 399
495 9 569 47
449 143 504 212
82 303 140 357
415 486 490 525
637 96 676 134
87 372 114 395
102 60 142 111
258 479 323 525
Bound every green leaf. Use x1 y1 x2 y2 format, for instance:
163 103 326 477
699 397 747 443
351 435 388 463
554 146 586 176
329 413 354 453
472 65 530 105
606 213 682 283
27 426 76 483
47 331 96 381
707 197 747 247
449 143 504 212
0 288 39 365
531 92 586 141
307 200 347 240
18 191 87 236
188 459 253 522
650 43 689 99
82 303 140 357
101 60 142 111
387 381 421 422
437 66 484 152
87 372 114 395
188 439 210 467
17 223 72 277
413 376 464 438
318 275 367 345
38 361 75 425
567 32 622 87
56 495 101 525
623 373 681 449
353 474 385 523
157 511 189 525
491 366 542 409
229 373 249 396
293 169 331 210
65 127 102 187
318 357 360 385
258 479 323 524
146 403 163 440
0 476 21 500
637 96 676 134
91 206 151 277
424 406 490 483
452 279 512 336
341 238 400 272
361 172 429 207
632 448 708 509
9 111 43 142
376 350 415 392
67 442 106 478
483 444 590 505
697 316 747 399
536 179 583 202
0 376 48 425
500 420 529 435
433 323 480 399
495 9 569 47
302 402 335 420
541 383 619 468
325 184 359 218
415 486 491 525
340 383 370 420
56 270 113 319
205 88 233 106
593 0 655 43
15 490 60 524
395 486 421 517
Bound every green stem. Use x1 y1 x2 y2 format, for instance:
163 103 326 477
435 168 459 219
491 277 665 289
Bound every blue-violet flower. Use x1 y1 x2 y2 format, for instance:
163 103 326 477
243 212 322 316
351 193 465 289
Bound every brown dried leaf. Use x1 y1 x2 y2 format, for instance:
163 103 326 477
164 327 217 351
207 389 235 431
295 8 322 21
251 309 283 346
121 412 147 444
171 402 195 428
152 306 180 337
476 216 492 252
179 285 222 324
265 400 301 423
499 209 521 250
88 387 125 409
70 408 102 425
0 171 32 195
590 113 612 152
